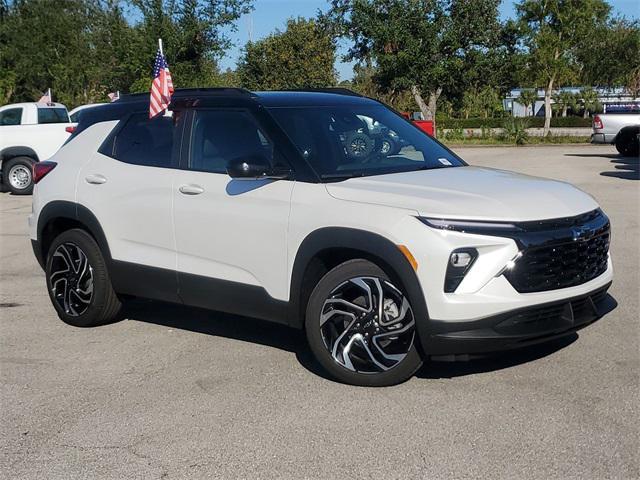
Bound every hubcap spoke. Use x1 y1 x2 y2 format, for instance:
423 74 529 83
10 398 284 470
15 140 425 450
320 276 415 374
49 242 94 317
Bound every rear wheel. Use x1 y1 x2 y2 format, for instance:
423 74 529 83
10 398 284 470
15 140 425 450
615 133 639 157
45 229 122 327
305 259 422 386
3 156 34 195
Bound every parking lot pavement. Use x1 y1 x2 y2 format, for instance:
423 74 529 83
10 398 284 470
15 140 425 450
1 144 638 479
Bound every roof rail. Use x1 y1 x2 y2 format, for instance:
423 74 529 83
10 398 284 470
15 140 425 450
116 88 255 103
172 88 255 98
284 88 363 97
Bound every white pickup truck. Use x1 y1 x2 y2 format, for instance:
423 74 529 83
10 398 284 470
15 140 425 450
591 112 640 157
0 102 73 194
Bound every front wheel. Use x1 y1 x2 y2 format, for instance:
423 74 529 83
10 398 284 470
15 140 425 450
45 229 122 327
305 259 422 386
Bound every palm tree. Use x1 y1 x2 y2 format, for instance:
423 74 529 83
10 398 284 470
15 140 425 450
554 90 575 117
517 89 537 117
580 87 600 118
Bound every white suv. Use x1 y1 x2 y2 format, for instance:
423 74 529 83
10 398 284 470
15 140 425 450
29 89 614 386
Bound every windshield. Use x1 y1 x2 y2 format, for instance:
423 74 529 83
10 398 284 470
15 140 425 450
268 105 464 180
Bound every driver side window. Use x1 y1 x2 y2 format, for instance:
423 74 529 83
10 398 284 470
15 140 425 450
190 110 274 174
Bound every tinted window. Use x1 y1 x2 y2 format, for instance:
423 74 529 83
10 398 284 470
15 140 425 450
112 113 178 168
37 108 69 124
0 108 23 126
190 110 275 173
269 105 464 180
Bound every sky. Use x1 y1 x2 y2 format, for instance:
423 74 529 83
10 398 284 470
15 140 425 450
218 0 639 81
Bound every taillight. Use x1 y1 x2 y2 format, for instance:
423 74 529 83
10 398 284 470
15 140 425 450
33 161 57 184
593 115 603 130
65 125 76 134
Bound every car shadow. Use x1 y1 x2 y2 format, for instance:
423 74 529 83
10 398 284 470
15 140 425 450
123 299 333 381
124 295 616 383
564 153 639 180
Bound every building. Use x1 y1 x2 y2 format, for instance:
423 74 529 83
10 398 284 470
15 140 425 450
503 87 640 117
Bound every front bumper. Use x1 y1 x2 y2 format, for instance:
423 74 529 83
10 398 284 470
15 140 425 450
418 282 614 357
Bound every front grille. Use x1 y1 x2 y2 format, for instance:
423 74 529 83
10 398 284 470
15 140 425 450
505 211 610 293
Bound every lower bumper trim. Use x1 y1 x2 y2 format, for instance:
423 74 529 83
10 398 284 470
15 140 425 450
420 282 614 356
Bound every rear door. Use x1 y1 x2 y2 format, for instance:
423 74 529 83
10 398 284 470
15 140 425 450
76 111 186 301
172 108 294 320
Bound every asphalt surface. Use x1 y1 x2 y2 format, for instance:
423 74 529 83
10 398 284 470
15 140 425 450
1 145 638 479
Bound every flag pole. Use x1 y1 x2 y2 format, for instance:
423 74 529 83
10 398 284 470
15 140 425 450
158 38 163 56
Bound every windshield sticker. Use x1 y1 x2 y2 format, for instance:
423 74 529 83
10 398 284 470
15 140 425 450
438 157 452 166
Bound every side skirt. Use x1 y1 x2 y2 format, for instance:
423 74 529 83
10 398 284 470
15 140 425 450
110 260 289 326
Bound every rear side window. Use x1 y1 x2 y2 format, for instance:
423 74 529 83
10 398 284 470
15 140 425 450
109 113 179 168
0 108 23 125
38 108 69 124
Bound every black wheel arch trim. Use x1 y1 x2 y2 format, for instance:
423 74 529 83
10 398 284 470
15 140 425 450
0 146 39 163
36 200 113 268
287 227 429 330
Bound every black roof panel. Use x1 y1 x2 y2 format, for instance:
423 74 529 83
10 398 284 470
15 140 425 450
254 91 378 107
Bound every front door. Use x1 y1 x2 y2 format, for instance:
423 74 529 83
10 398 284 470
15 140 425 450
172 109 294 321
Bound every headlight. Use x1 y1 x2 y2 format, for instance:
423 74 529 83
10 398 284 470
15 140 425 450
418 217 523 235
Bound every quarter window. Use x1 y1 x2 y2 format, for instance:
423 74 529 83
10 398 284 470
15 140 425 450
190 110 276 174
111 113 179 168
0 108 23 126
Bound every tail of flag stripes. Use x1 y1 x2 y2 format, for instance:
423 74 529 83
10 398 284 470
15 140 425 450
149 39 174 118
37 88 52 104
107 91 120 102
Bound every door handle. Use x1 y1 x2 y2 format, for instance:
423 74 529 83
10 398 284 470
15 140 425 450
179 184 204 195
85 174 107 185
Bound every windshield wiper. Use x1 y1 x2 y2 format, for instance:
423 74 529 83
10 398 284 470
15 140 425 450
320 172 364 180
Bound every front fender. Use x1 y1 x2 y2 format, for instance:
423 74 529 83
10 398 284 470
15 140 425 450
287 227 428 329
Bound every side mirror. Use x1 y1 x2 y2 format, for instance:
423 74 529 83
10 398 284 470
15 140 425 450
226 155 290 180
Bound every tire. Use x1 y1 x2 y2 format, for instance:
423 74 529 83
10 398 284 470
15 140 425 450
344 131 374 160
305 259 423 386
380 137 399 156
3 156 34 195
615 133 639 157
45 228 122 327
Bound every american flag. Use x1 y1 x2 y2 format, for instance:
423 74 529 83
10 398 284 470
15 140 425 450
38 88 52 104
149 46 174 118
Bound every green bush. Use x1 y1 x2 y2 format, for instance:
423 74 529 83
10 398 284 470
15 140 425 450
501 118 529 145
441 127 465 141
437 116 592 129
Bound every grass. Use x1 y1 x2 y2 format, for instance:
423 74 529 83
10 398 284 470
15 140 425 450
441 136 592 146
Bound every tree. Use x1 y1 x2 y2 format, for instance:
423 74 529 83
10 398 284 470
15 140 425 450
348 63 416 112
578 18 640 89
0 0 253 105
461 86 501 119
553 89 575 117
517 88 537 117
579 87 600 118
238 18 337 90
325 0 502 121
516 0 611 135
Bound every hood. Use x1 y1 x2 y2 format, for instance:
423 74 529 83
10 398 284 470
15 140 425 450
325 166 599 221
